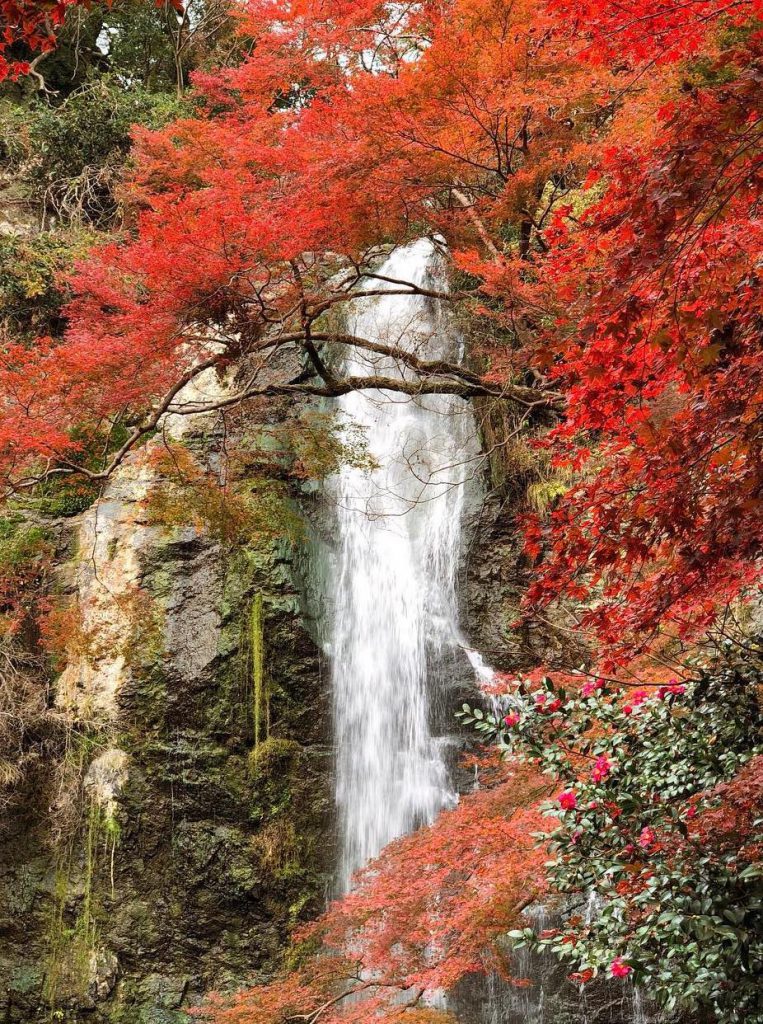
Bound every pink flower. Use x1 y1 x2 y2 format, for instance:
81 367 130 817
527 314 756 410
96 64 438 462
581 679 604 698
621 688 651 714
638 826 656 850
570 829 583 845
658 680 686 699
591 755 612 783
534 692 547 707
610 957 632 978
559 790 578 810
546 697 563 713
503 711 520 727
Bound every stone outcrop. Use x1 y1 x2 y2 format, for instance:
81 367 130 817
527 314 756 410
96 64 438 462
0 373 334 1023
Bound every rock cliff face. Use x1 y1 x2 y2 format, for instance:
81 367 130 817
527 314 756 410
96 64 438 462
0 375 334 1023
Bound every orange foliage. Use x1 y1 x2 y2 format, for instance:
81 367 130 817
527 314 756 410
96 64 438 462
202 764 550 1024
688 753 763 863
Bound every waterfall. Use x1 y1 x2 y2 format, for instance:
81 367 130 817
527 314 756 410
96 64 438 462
327 237 479 892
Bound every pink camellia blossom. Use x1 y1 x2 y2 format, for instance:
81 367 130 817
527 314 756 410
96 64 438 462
592 755 612 783
546 697 563 714
638 826 656 850
503 711 520 727
610 957 632 978
581 679 604 698
621 688 649 714
658 680 686 699
559 790 578 810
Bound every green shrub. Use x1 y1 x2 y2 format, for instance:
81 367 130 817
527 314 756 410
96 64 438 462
0 81 184 225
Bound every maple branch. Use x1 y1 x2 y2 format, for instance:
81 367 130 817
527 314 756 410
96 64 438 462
451 188 502 260
262 330 498 391
5 356 222 496
170 370 555 410
310 283 471 318
26 51 55 96
185 329 562 406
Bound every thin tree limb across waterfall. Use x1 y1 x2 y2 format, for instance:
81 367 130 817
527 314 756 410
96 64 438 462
3 272 561 496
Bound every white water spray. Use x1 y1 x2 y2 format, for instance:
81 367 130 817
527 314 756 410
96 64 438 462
328 238 480 892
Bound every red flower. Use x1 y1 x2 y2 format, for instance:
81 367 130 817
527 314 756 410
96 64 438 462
581 679 604 698
630 688 649 706
503 711 520 727
559 790 578 810
592 755 612 783
610 957 632 978
623 704 633 715
570 968 594 984
534 691 562 715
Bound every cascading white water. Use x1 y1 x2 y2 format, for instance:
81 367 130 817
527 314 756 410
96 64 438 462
328 237 480 892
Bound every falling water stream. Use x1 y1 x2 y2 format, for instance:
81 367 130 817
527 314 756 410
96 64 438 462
328 237 481 892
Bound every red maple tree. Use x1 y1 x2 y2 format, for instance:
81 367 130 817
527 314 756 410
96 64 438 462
0 1 78 80
3 0 760 660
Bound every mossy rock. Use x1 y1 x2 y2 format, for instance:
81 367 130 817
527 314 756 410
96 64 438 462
248 737 303 779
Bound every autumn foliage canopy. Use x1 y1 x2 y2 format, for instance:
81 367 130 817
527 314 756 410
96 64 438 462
1 0 761 661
